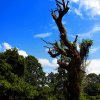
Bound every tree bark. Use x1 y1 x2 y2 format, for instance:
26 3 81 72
64 58 81 100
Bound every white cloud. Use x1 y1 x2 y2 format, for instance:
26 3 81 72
73 8 82 17
1 42 28 57
86 59 100 75
18 50 28 57
71 0 79 3
78 25 100 38
71 0 100 18
34 32 52 38
38 58 58 73
39 58 100 75
38 58 58 68
2 42 12 50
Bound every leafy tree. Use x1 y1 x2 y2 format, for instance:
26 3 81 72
55 68 68 100
86 73 100 84
25 55 46 88
4 48 25 77
84 73 100 99
0 48 41 99
44 0 93 99
45 68 68 100
46 68 68 100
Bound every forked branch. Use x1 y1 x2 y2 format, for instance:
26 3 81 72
53 0 69 20
51 0 73 50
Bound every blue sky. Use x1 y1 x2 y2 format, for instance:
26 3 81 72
0 0 100 74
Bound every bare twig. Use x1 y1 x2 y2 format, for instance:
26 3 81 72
41 38 54 45
73 35 78 43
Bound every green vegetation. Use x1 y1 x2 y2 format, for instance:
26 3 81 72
0 48 100 99
0 48 43 99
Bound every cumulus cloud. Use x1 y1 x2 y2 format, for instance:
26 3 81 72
1 42 28 57
73 8 82 17
39 58 100 75
34 32 52 38
38 58 58 68
86 59 100 75
50 0 100 18
78 25 100 38
71 0 79 3
71 0 100 18
38 58 59 73
2 42 12 50
18 50 28 57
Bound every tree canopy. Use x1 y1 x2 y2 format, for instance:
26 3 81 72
0 48 100 100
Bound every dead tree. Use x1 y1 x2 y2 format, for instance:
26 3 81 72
44 0 93 100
